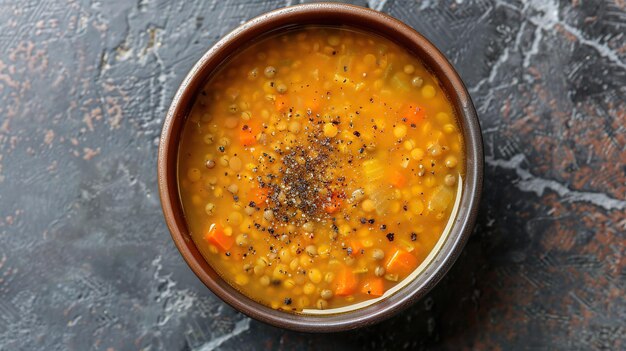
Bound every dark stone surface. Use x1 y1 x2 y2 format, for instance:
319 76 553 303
0 0 624 350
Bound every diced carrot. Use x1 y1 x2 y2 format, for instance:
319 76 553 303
239 121 260 147
239 128 255 146
360 277 385 297
323 201 340 214
348 239 364 256
204 223 234 252
323 191 344 214
401 104 426 125
275 95 289 112
384 246 418 276
334 266 358 296
389 170 407 188
251 186 270 205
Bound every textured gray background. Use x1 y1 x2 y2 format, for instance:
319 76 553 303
0 0 625 350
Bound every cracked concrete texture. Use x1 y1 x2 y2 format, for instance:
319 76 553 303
0 0 624 350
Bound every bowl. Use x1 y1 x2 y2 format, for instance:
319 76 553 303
158 3 483 332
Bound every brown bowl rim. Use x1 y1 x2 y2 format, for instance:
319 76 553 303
158 3 483 332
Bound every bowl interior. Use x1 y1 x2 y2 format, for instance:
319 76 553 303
158 3 483 332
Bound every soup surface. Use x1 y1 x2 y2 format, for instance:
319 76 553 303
178 26 464 313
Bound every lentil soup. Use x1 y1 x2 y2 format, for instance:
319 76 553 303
178 26 464 313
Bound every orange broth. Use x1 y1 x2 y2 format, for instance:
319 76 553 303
178 26 464 313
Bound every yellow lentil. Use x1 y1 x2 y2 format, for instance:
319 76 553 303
323 123 338 138
421 85 436 98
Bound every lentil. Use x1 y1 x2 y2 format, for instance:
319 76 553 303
374 266 385 277
323 123 338 138
320 289 333 300
372 249 385 261
411 76 424 87
264 66 276 78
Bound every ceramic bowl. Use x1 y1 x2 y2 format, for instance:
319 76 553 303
158 3 483 332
